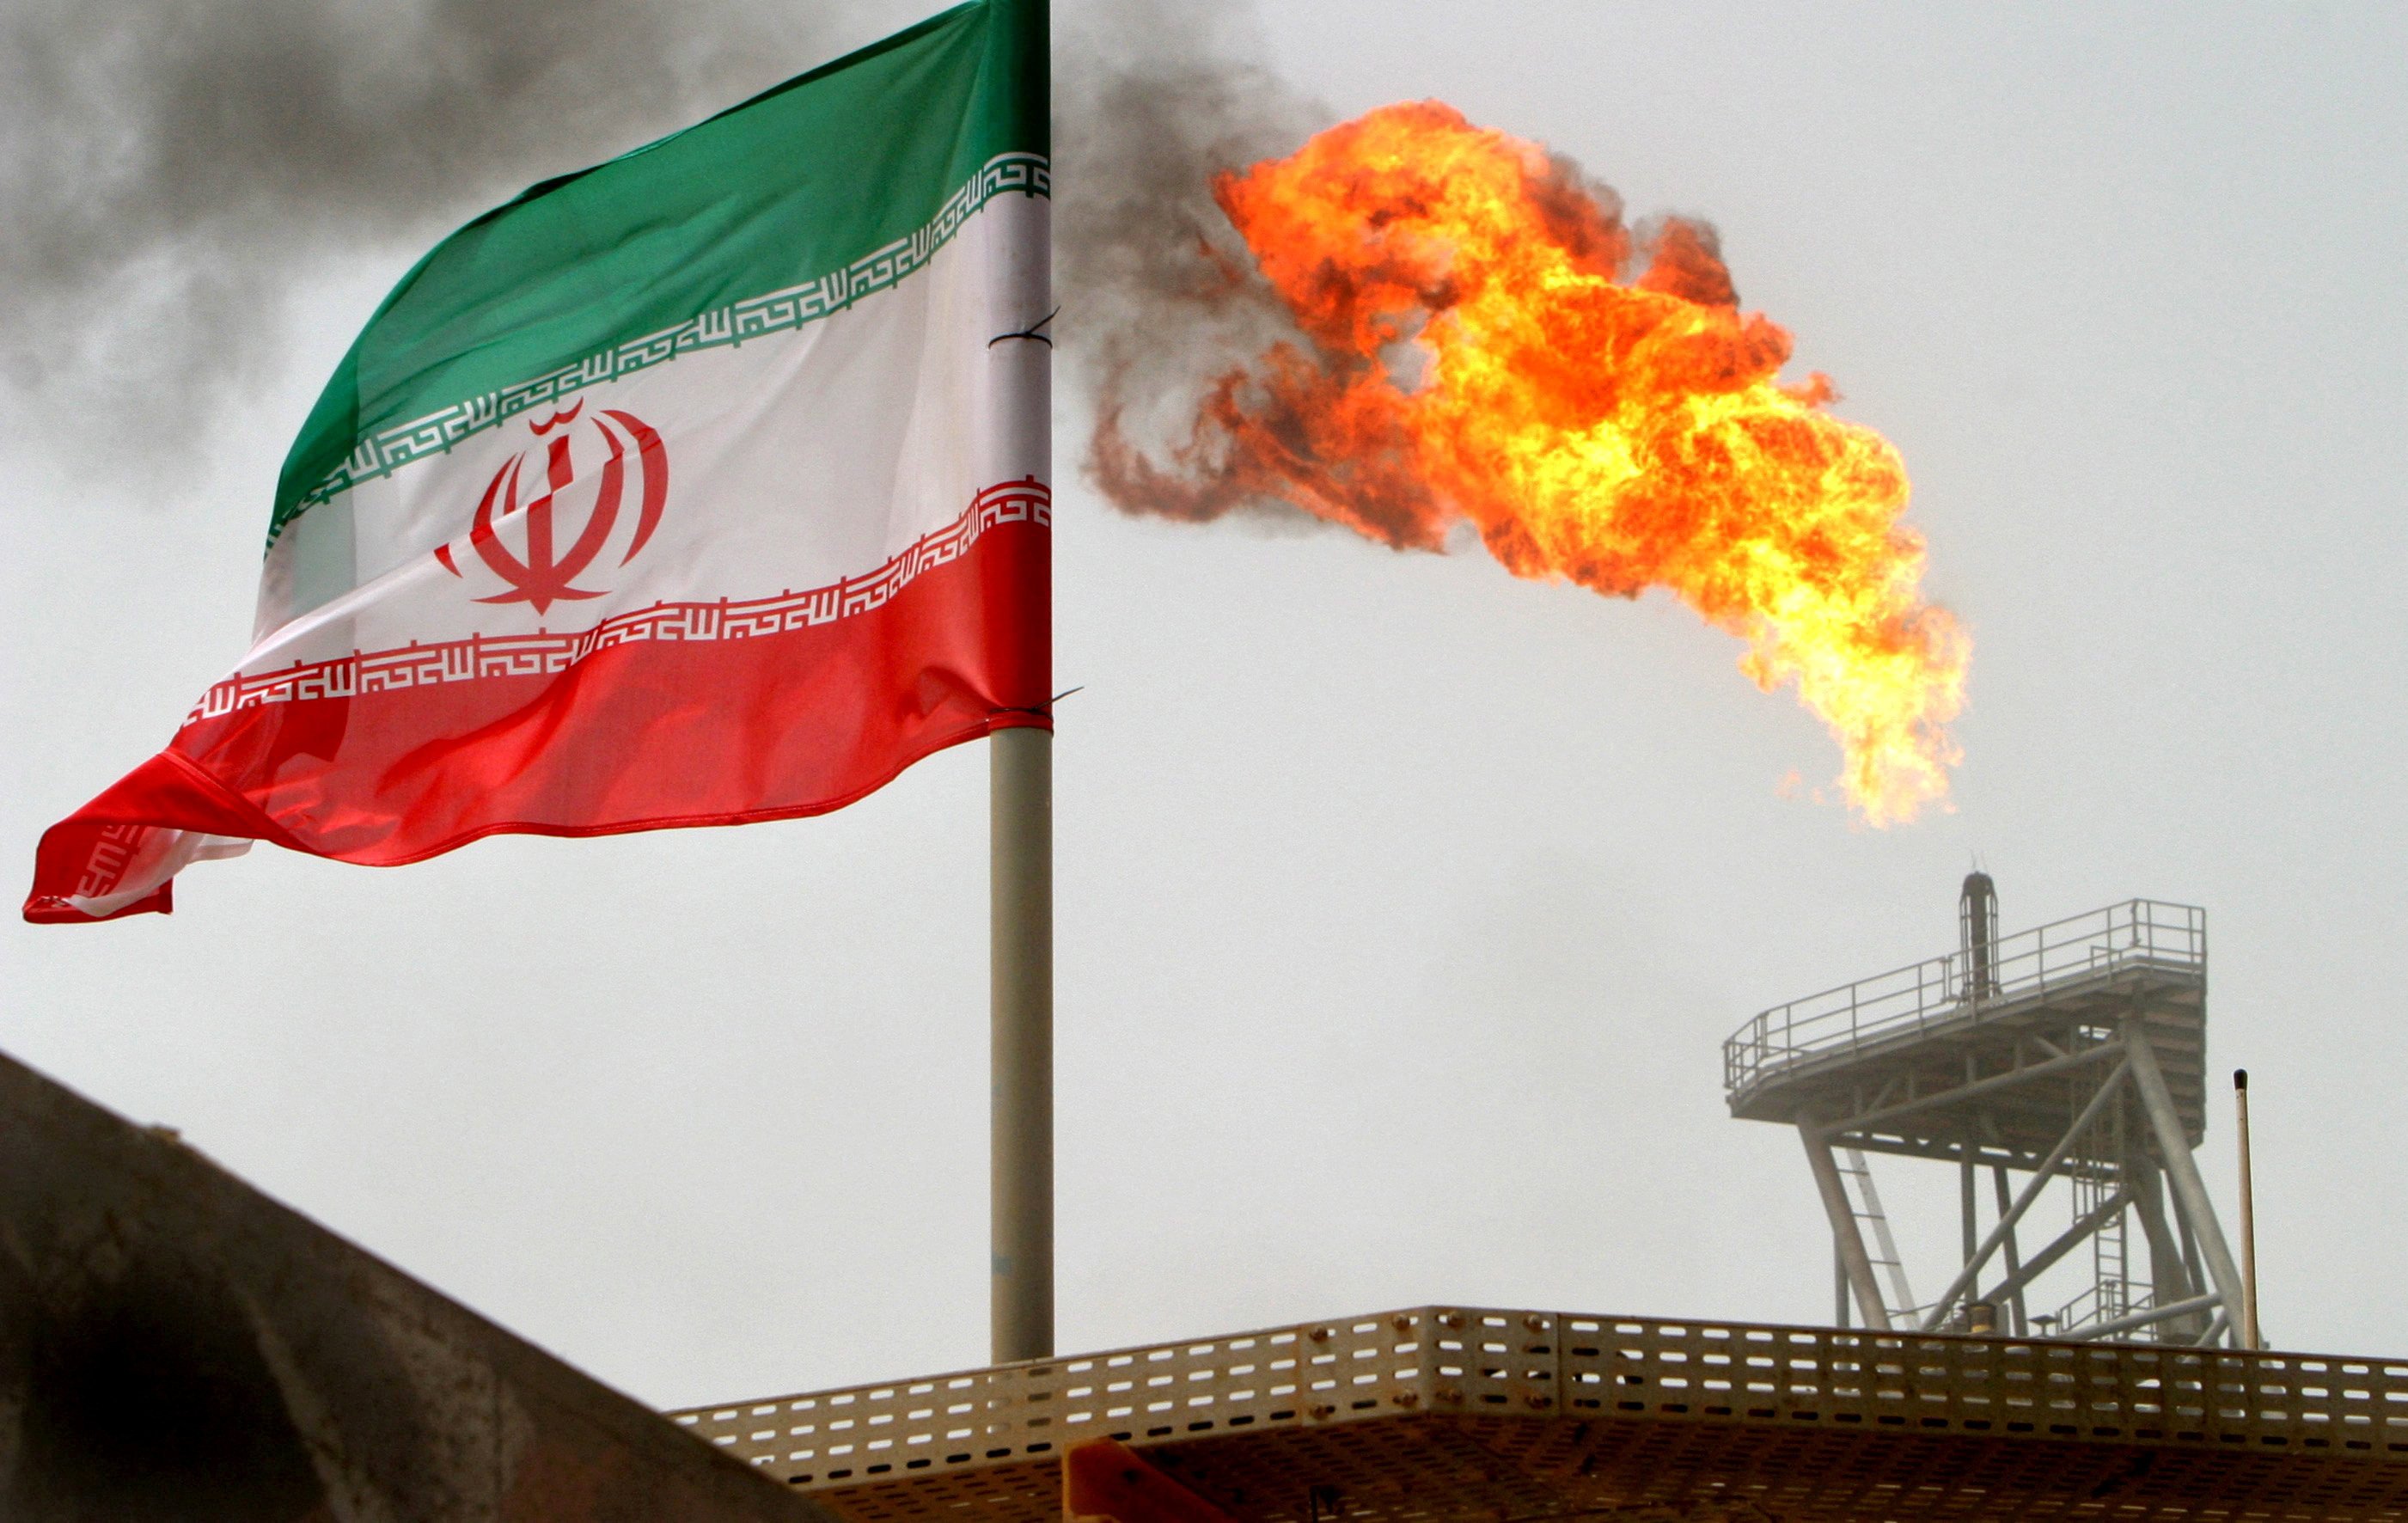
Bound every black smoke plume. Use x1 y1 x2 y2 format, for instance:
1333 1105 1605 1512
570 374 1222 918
0 0 1323 487
1053 3 1326 527
0 0 846 470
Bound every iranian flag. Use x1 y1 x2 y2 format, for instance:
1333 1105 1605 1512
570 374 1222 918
27 0 1050 923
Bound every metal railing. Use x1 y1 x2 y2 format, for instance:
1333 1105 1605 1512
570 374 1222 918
2053 1280 2142 1333
1725 899 2206 1103
669 1305 2408 1505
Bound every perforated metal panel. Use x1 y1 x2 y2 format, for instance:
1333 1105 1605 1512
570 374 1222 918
669 1306 2408 1520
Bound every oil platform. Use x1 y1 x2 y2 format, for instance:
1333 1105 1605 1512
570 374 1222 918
1725 877 2239 1348
17 881 2408 1521
650 883 2408 1521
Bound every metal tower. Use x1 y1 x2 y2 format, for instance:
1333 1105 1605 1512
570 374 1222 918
1725 880 2242 1346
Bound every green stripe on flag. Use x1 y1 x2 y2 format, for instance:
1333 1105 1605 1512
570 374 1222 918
272 0 1047 551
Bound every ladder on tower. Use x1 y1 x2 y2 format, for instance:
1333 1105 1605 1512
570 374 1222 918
1837 1147 1917 1324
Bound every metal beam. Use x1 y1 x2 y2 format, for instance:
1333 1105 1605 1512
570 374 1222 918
1959 1147 1977 1266
1922 1060 2130 1330
2131 1164 2189 1299
2181 1204 2205 1306
1971 1110 2026 1333
1990 1164 2028 1336
2125 1025 2246 1316
2067 1292 2223 1343
2128 1159 2202 1339
1844 1136 2034 1171
1985 1185 2130 1307
1803 1129 1893 1330
1818 1042 2121 1141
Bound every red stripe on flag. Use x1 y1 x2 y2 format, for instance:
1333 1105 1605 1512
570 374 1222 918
26 517 1048 922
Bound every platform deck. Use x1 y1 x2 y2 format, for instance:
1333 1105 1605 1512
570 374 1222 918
671 1306 2408 1521
1726 900 2209 1162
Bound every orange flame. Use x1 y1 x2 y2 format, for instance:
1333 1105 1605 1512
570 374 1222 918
1093 102 1970 824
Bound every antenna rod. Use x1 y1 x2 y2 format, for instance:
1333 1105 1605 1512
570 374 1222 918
2234 1069 2260 1350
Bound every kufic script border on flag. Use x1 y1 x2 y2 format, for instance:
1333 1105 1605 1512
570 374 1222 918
205 479 1049 723
290 152 1051 534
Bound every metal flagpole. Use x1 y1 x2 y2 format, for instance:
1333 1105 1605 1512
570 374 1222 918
991 728 1052 1362
989 0 1054 1365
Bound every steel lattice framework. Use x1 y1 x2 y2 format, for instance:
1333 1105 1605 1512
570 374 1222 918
1726 894 2233 1344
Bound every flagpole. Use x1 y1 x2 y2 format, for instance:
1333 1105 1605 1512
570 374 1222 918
988 0 1054 1366
991 726 1052 1363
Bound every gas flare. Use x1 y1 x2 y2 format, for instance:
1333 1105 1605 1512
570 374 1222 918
1091 101 1969 824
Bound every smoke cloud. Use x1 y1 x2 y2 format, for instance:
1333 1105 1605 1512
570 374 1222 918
0 0 1329 488
1052 3 1329 530
0 0 846 470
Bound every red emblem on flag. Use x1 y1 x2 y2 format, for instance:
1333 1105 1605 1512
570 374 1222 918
436 401 669 614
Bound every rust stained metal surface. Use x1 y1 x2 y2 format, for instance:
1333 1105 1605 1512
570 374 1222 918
677 1308 2408 1522
0 1049 836 1523
1064 1436 1236 1522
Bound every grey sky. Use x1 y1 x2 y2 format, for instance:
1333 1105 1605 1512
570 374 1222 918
3 0 2405 1410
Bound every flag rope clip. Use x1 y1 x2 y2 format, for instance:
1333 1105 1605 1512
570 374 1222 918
987 307 1059 348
